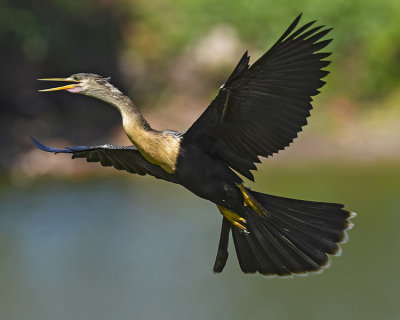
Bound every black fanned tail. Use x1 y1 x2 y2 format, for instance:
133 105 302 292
214 190 355 276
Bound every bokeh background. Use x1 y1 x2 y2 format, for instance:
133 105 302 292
1 1 400 319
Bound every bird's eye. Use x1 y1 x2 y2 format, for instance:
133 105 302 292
72 75 79 81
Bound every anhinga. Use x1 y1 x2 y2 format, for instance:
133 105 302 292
32 15 355 277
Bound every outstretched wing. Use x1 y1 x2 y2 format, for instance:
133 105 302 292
31 137 178 183
183 14 332 180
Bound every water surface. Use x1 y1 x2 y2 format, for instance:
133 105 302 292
0 164 399 320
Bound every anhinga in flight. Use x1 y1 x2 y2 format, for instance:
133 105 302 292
32 15 355 277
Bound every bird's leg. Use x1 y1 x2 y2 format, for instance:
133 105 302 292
217 205 248 234
237 184 270 217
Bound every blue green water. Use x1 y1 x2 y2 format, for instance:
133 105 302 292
0 163 399 320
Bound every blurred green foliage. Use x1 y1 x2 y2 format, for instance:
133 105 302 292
1 0 399 174
2 0 399 100
125 0 400 99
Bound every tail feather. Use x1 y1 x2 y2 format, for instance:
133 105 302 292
232 228 259 273
275 207 348 238
260 193 350 222
252 214 321 274
215 189 355 276
241 227 286 275
268 207 341 254
246 216 295 275
258 192 350 246
213 218 231 273
268 216 330 266
246 208 327 275
265 222 323 273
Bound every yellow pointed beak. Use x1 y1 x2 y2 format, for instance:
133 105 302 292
38 77 80 92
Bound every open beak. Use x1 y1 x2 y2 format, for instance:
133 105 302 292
38 77 80 92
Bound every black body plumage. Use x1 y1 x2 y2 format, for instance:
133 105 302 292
32 15 355 277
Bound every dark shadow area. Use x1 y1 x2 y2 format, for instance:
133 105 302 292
0 1 130 173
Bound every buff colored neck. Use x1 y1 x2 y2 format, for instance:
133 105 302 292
98 91 181 173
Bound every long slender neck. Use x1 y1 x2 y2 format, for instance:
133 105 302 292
87 84 160 142
99 90 153 134
88 85 181 173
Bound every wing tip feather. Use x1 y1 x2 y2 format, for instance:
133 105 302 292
30 136 70 154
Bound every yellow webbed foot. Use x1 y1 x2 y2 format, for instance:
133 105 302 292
217 205 248 234
237 184 269 217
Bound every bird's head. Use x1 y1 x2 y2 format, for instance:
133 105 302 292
38 73 120 99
